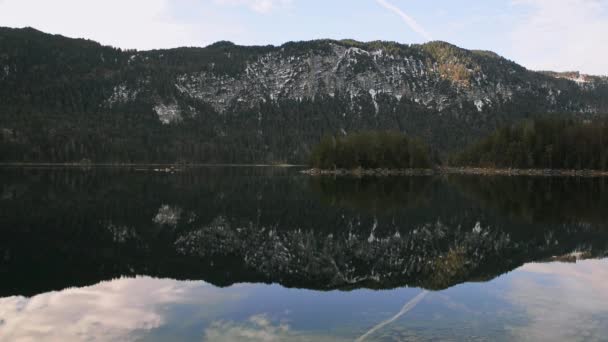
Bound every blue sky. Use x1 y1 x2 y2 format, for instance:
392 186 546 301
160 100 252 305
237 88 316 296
0 0 606 74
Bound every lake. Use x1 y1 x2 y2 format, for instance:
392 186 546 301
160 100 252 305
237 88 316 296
1 167 607 341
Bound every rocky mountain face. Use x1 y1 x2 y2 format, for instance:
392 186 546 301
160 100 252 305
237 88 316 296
168 42 606 116
0 27 607 163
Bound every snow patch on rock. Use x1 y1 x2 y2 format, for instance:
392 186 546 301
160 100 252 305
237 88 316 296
107 84 139 105
367 218 378 243
572 75 589 84
154 104 182 125
555 73 590 85
369 89 379 114
474 99 484 112
153 205 182 227
473 222 482 234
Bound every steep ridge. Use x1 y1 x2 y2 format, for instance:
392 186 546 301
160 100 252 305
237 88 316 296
0 27 607 163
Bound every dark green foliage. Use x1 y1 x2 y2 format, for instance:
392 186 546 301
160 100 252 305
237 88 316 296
309 131 432 169
451 119 608 170
309 176 433 213
449 175 608 224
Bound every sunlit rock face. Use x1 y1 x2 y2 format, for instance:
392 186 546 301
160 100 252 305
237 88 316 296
172 43 507 114
98 39 607 156
168 43 604 115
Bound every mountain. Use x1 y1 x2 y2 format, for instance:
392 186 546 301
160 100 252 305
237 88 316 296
1 27 607 163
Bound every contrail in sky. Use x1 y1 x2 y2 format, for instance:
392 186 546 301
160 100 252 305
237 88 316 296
355 290 429 341
375 0 433 41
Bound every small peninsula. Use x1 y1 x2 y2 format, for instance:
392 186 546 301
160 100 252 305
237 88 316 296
303 119 608 177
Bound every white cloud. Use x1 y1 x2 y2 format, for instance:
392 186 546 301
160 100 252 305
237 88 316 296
510 0 608 75
375 0 433 41
214 0 292 14
0 0 202 50
0 277 234 341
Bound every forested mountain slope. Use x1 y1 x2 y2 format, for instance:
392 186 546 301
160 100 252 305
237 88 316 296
1 27 606 163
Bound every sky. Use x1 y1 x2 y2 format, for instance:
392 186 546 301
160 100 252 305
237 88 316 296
0 0 606 75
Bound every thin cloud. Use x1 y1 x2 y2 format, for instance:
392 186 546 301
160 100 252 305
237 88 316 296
375 0 433 41
356 290 429 341
214 0 292 14
0 0 201 50
509 0 608 75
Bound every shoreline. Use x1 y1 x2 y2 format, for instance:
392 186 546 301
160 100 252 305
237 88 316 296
3 163 608 177
301 167 608 177
0 162 305 168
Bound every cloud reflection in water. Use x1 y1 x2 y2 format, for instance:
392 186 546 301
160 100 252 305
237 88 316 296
508 259 608 341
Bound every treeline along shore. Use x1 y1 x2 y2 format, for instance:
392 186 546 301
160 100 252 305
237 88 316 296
301 167 608 177
304 118 608 176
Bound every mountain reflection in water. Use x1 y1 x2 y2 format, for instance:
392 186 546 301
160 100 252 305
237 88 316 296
1 167 608 340
1 167 608 297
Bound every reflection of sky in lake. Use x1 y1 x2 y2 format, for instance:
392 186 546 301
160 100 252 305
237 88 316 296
1 259 607 341
507 260 608 342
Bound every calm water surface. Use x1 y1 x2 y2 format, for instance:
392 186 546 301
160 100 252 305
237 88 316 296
1 167 607 341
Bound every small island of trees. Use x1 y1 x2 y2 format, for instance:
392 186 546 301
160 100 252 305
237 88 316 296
309 131 432 170
307 119 608 176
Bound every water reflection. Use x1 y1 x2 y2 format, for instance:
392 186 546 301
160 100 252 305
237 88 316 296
308 176 433 213
1 259 606 341
508 260 608 341
1 168 608 296
0 278 224 341
1 167 608 340
449 175 608 224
